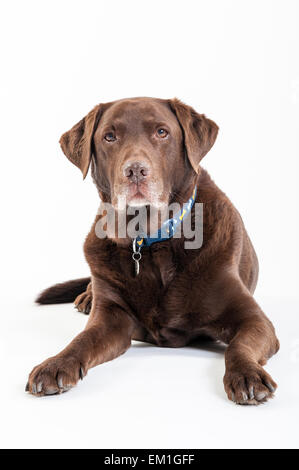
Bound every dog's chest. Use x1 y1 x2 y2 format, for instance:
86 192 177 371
121 245 177 305
118 244 206 341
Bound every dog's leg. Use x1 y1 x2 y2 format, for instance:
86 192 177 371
26 292 134 396
74 282 157 343
215 284 279 405
74 281 92 314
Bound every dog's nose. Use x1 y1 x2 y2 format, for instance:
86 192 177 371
124 161 149 183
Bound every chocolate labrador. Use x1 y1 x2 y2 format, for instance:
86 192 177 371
27 97 279 404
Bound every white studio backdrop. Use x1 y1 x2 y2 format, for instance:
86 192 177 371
1 0 298 303
0 0 298 449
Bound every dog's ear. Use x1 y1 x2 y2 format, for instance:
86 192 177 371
59 104 102 179
169 98 218 173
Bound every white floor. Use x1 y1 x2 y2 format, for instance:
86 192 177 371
1 295 298 449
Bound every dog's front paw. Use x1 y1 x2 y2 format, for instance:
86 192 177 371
26 356 86 396
224 365 277 405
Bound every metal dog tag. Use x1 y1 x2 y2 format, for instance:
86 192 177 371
132 239 142 276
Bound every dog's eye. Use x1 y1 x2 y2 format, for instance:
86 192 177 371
104 132 116 142
156 128 168 138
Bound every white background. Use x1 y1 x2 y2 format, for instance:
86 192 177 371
0 0 298 449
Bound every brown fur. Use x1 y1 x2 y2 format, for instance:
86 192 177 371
29 97 279 404
36 278 90 304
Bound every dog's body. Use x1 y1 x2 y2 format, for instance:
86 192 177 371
28 97 279 404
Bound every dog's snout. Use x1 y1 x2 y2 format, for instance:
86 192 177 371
124 161 149 183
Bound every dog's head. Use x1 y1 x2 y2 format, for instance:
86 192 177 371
60 97 218 209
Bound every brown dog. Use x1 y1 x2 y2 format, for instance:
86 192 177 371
27 97 279 404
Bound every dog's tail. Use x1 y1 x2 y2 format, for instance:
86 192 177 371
36 277 91 305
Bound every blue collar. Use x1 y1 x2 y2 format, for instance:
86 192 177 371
132 186 197 275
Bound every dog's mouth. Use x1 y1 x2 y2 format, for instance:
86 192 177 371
113 180 167 209
126 182 149 205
